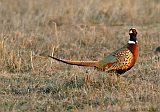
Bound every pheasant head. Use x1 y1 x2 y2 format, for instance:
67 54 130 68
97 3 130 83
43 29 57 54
128 28 138 44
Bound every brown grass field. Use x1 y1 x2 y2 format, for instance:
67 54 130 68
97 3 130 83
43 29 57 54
0 0 160 112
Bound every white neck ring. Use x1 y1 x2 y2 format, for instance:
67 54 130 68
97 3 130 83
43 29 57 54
128 40 138 44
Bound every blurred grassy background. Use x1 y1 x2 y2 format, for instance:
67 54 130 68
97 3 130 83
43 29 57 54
0 0 160 111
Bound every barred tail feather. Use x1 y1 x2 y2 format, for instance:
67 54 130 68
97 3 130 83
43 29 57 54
48 55 98 67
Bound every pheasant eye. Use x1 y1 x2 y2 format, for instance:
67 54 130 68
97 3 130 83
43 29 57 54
133 30 137 34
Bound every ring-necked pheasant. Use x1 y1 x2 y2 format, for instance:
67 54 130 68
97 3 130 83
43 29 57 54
48 28 138 75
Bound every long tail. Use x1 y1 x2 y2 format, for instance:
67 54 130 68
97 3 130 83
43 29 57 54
48 55 98 67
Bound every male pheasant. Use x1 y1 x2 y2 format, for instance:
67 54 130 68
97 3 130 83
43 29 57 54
48 28 138 75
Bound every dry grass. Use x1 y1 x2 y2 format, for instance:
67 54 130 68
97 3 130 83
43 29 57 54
0 0 160 112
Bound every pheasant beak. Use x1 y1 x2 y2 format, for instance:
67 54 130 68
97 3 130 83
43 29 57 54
129 30 133 34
